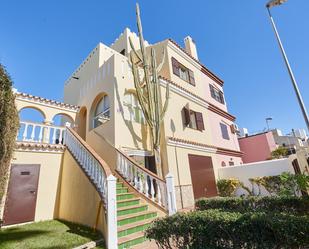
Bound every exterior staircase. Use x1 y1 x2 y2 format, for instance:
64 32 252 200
64 127 176 249
116 179 158 249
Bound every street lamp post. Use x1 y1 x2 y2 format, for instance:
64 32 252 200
266 117 273 131
266 0 309 131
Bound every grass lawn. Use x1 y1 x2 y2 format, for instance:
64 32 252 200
0 219 105 249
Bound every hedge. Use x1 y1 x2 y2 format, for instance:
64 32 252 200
195 196 309 215
145 210 309 249
0 64 19 198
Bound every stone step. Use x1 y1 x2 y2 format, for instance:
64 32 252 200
116 192 135 201
117 217 155 238
116 182 123 188
117 197 141 208
117 204 148 217
117 187 128 194
118 231 146 249
117 211 157 226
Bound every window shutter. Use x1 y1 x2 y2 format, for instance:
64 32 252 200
210 84 215 98
182 106 190 126
195 112 205 131
230 124 236 134
188 69 195 86
219 91 225 104
171 57 180 76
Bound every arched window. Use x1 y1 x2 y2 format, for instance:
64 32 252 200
221 161 226 167
93 95 110 128
123 93 144 124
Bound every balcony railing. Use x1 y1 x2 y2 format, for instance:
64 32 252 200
17 121 66 144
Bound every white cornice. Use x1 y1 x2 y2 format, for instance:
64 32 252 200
167 138 217 154
15 142 65 154
159 78 209 109
16 94 79 113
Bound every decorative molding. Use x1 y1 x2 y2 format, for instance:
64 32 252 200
16 92 79 112
15 142 65 153
159 78 209 109
159 77 235 121
121 147 152 157
167 137 243 157
208 103 236 122
167 137 217 154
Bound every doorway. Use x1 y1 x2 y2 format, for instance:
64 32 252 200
3 164 40 225
188 154 217 199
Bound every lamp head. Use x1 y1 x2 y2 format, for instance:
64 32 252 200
266 0 287 8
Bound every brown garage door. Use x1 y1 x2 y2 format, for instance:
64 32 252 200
188 154 217 199
3 164 40 225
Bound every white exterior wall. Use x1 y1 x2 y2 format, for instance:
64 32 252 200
218 159 295 196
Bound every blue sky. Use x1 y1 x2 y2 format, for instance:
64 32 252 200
1 0 309 134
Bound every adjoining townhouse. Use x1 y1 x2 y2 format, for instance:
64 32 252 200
64 28 243 208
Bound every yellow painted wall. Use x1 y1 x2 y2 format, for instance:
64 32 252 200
56 150 106 235
11 149 63 221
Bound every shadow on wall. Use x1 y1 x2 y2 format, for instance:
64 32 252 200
114 77 149 150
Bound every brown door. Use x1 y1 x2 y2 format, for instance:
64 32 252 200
3 164 40 225
188 154 217 199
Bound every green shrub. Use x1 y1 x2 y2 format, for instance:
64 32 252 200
195 196 309 214
271 146 288 159
0 64 19 198
216 178 240 197
146 210 309 249
249 172 309 197
217 178 253 197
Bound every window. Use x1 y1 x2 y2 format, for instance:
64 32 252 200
182 106 204 131
221 161 226 167
120 49 126 55
210 84 224 104
93 95 110 128
123 93 145 124
171 57 195 85
220 123 230 140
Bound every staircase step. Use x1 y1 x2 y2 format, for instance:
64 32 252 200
117 204 148 216
117 211 157 226
117 218 155 238
117 193 135 201
117 198 141 208
118 231 146 249
117 182 123 188
117 187 129 194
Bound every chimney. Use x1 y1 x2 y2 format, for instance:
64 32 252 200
184 36 198 60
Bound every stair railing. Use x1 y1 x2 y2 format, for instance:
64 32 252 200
116 150 177 215
64 127 118 249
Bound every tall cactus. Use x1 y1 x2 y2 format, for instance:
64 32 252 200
129 3 169 177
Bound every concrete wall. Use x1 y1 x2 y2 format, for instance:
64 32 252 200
218 159 294 196
239 132 277 163
56 150 106 235
11 149 63 221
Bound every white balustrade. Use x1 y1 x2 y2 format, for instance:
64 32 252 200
117 151 175 211
18 121 65 145
64 128 117 249
64 128 108 204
